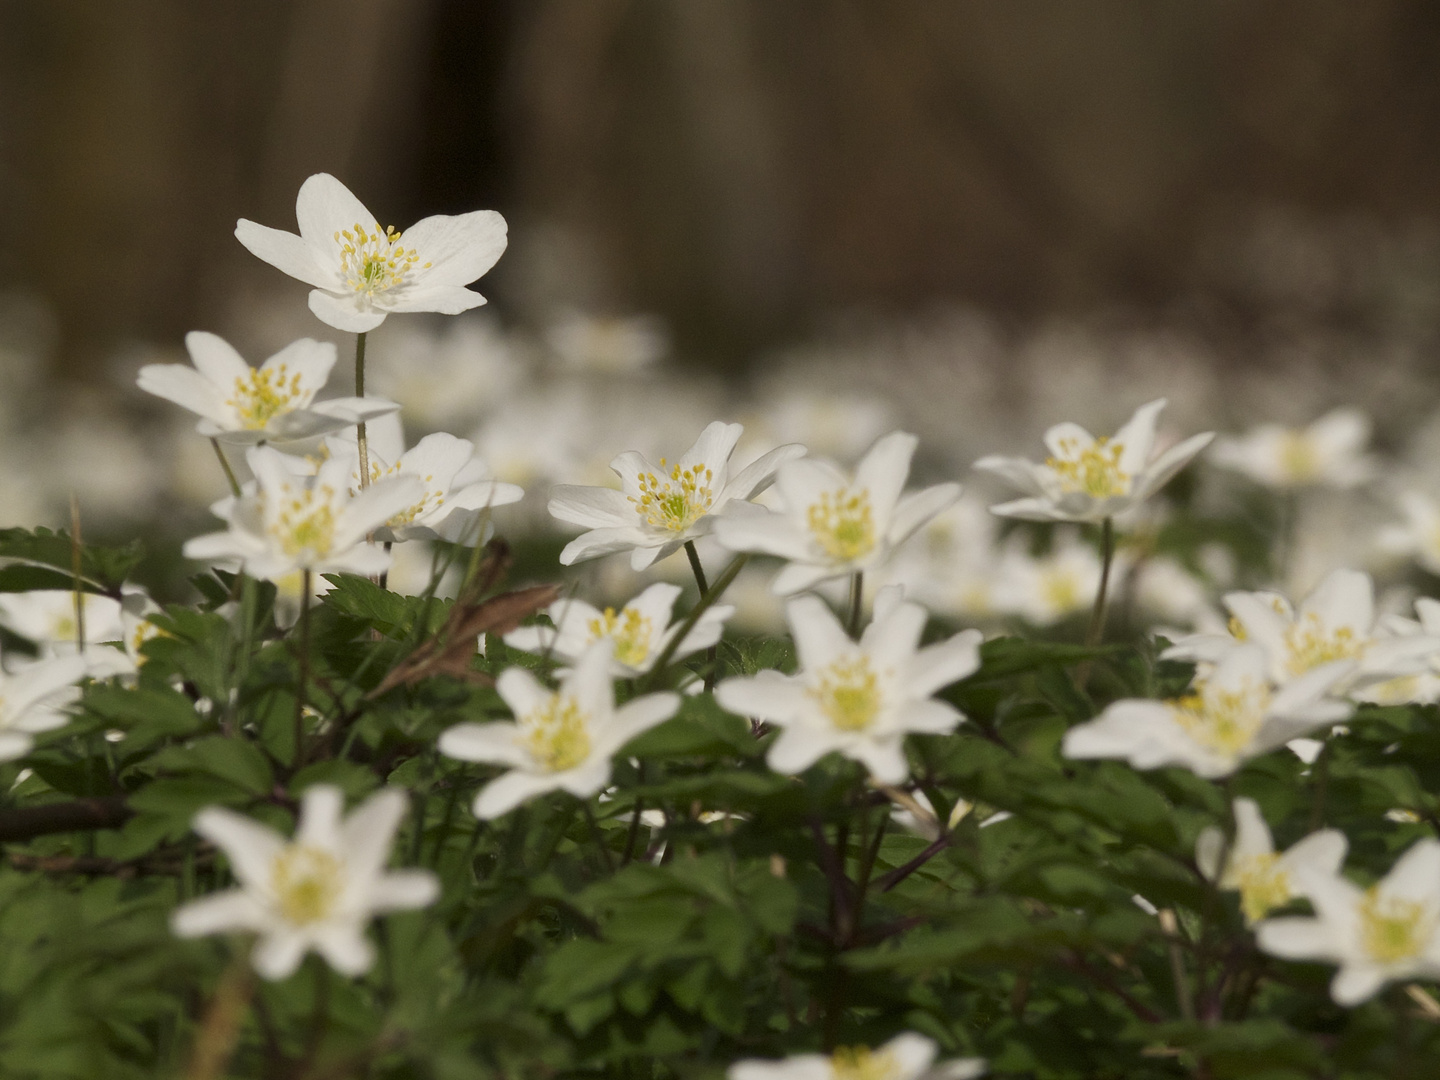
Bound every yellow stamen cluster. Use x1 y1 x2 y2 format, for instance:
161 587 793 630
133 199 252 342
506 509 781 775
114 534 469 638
337 221 428 296
1284 615 1360 677
270 844 343 925
831 1046 900 1080
522 695 592 772
1231 852 1291 923
1045 436 1131 498
226 365 304 430
128 619 170 666
807 488 876 562
1040 567 1084 615
1169 680 1267 758
1359 887 1435 964
1278 431 1319 483
810 656 882 732
267 485 338 560
588 606 654 668
630 459 715 532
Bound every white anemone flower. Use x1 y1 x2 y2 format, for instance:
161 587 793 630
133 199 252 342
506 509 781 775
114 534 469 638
327 417 523 544
973 398 1213 523
729 1032 985 1080
546 310 668 374
1195 797 1347 925
1257 839 1440 1006
1062 644 1353 779
548 421 805 571
1378 490 1440 576
504 582 733 677
993 530 1104 627
1360 598 1440 705
716 590 982 784
182 445 424 582
170 785 439 980
878 495 1004 623
1211 408 1373 490
0 655 89 760
137 332 396 445
438 641 680 819
0 590 135 678
236 173 508 333
1164 569 1440 698
714 431 961 597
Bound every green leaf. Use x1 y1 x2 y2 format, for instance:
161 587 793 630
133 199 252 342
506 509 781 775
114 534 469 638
0 526 142 590
150 735 273 794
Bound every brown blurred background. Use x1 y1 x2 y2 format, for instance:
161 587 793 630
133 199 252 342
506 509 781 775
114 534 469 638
3 0 1440 374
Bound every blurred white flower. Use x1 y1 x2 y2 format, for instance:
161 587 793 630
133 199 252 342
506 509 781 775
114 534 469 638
171 786 438 980
1195 797 1347 924
716 590 981 784
549 421 803 571
974 398 1213 523
1258 839 1440 1006
368 315 528 432
752 389 895 464
236 173 507 333
546 311 668 374
994 531 1102 627
878 495 1004 624
505 582 732 677
1211 408 1373 489
715 432 959 596
1129 555 1223 634
729 1032 985 1080
1359 597 1440 705
1378 490 1440 576
183 445 423 582
138 332 394 446
1063 644 1353 778
0 654 88 760
438 641 679 819
0 590 135 678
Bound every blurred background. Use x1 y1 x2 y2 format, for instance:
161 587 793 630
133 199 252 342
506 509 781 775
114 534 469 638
3 0 1440 622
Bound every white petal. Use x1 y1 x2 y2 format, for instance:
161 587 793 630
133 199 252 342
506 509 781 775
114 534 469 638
766 727 834 776
308 290 387 333
136 364 227 421
971 454 1045 496
678 421 743 475
1112 399 1167 474
185 331 252 386
712 511 812 561
854 431 918 524
548 485 634 529
296 785 345 851
312 923 375 976
339 788 408 880
771 561 843 596
171 891 268 937
396 209 508 286
906 630 982 697
235 220 336 289
715 671 806 722
496 667 552 719
295 173 376 258
439 721 529 767
382 283 488 316
721 443 807 503
251 930 310 980
787 595 852 670
886 483 962 549
1330 965 1389 1006
559 527 651 566
368 870 440 912
1134 431 1214 499
193 808 285 891
473 770 565 819
1255 917 1336 960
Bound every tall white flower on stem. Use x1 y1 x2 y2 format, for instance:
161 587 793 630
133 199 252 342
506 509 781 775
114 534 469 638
504 582 733 677
182 445 424 582
171 786 438 980
548 421 804 571
1194 798 1347 925
729 1032 985 1080
973 398 1213 523
1165 569 1440 698
137 332 395 445
714 432 960 597
1062 644 1353 779
1257 839 1440 1005
0 655 89 760
1210 408 1373 490
716 590 981 784
235 173 508 333
438 641 680 819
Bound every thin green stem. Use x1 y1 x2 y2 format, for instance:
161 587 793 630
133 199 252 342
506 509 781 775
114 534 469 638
1085 517 1115 647
685 540 722 691
643 553 749 690
583 802 616 874
69 495 85 651
293 569 312 767
354 332 370 491
847 571 864 636
210 439 242 497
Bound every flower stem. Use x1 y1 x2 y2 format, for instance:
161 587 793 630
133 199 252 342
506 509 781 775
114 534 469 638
644 553 749 690
847 571 864 636
293 568 312 766
1085 517 1115 647
69 494 85 651
684 540 722 691
209 439 241 497
354 332 370 491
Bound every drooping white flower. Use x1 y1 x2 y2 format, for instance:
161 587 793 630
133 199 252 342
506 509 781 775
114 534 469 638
0 654 89 760
973 398 1213 523
171 785 438 980
548 421 805 571
1062 644 1353 779
729 1032 985 1080
1210 408 1373 490
716 590 982 784
326 416 523 544
182 445 424 582
1257 839 1440 1006
714 432 960 597
1164 568 1440 698
137 332 395 445
504 582 733 677
1378 490 1440 577
235 173 508 333
438 640 680 819
1194 797 1347 924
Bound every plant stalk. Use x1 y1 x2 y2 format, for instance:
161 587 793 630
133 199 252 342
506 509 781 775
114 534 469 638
210 438 242 497
354 332 370 490
1085 517 1115 647
847 571 864 636
294 568 313 766
643 553 749 689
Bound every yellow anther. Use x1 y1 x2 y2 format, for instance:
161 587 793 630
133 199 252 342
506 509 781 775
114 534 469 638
521 695 592 772
831 1046 900 1080
337 220 421 297
270 845 343 925
628 461 715 532
1284 615 1360 676
1359 887 1434 963
806 488 876 562
809 656 882 732
587 606 653 668
1045 436 1131 498
1231 852 1291 923
266 484 338 559
225 364 306 430
1169 680 1267 758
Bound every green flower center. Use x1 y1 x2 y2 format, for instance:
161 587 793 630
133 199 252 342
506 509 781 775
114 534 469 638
271 845 343 925
1359 887 1435 964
